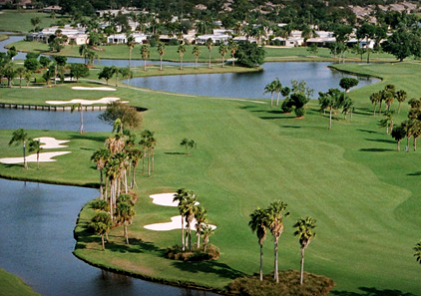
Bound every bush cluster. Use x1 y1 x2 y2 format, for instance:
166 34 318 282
165 244 220 261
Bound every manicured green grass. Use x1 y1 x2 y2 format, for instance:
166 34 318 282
1 61 421 295
0 10 66 33
0 268 40 296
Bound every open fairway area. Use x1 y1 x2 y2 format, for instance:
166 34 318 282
0 58 421 295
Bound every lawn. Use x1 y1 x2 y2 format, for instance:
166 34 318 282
0 268 40 296
1 59 421 295
0 10 67 33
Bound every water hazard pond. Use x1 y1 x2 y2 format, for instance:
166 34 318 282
127 62 380 99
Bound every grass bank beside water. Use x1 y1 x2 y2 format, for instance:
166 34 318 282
1 62 421 295
0 268 40 296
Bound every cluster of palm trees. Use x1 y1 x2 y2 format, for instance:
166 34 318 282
264 78 290 107
249 201 316 285
98 65 131 87
370 84 407 116
8 128 43 170
135 38 239 72
180 138 196 156
391 96 421 152
90 128 156 220
173 188 215 252
89 193 136 250
318 88 354 130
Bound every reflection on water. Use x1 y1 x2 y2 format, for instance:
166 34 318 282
127 62 380 99
0 178 218 296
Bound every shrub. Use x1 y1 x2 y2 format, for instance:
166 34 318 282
295 107 305 117
169 39 180 46
165 244 220 261
91 199 109 211
228 270 335 296
117 194 133 205
281 98 293 113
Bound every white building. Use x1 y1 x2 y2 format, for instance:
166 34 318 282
107 33 148 44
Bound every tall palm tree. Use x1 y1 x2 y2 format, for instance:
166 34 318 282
396 89 407 114
128 148 142 189
24 70 33 87
140 44 150 71
201 224 215 252
370 92 381 116
9 128 29 169
173 188 189 251
266 200 289 283
90 211 113 251
293 217 317 285
182 193 197 251
71 103 84 134
192 46 201 69
379 110 394 135
194 205 208 249
177 44 186 70
15 67 26 88
28 139 43 170
79 44 89 64
157 42 166 71
228 41 239 67
104 157 121 218
264 80 276 107
126 34 135 70
116 201 136 244
205 38 214 69
91 148 111 200
219 43 228 68
249 207 268 281
273 78 283 106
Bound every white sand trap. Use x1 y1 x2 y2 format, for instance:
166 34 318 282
72 86 116 91
144 215 216 231
34 137 69 149
0 151 71 164
46 97 120 105
149 193 200 207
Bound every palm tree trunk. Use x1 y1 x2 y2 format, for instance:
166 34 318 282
197 230 200 249
329 107 332 130
373 103 377 116
398 102 401 114
144 58 147 71
407 136 410 152
23 141 27 169
270 93 273 107
378 101 382 116
37 152 39 170
300 247 305 285
181 217 185 251
208 52 211 69
80 107 84 134
160 56 163 71
414 137 418 151
99 170 103 200
151 150 154 173
195 57 198 69
260 243 264 281
274 236 279 283
101 234 105 251
148 151 151 177
124 222 129 244
398 140 401 152
276 92 280 106
142 149 146 174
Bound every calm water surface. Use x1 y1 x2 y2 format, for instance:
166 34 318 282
127 62 380 99
0 178 217 296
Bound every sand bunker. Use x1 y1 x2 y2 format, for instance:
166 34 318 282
0 151 71 164
34 137 69 149
149 193 200 207
72 86 116 91
46 97 120 105
144 215 216 231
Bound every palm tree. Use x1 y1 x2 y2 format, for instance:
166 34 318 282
379 110 394 134
266 200 289 283
79 44 89 64
192 46 201 69
28 139 43 170
396 89 407 114
273 78 283 106
9 128 29 169
126 34 135 70
116 201 136 244
249 207 268 281
194 205 208 249
24 70 33 87
414 240 421 264
157 42 166 71
177 44 186 70
264 81 276 108
15 67 26 88
140 44 150 71
391 124 406 152
219 43 228 68
201 224 215 252
205 38 214 69
180 138 196 156
128 148 142 188
71 103 84 134
319 90 343 130
173 188 189 251
182 193 197 251
293 217 317 285
90 211 113 251
91 149 111 200
370 92 381 116
228 41 239 67
104 157 121 218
